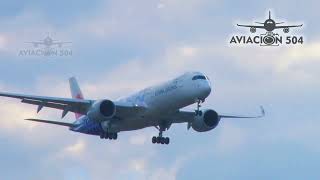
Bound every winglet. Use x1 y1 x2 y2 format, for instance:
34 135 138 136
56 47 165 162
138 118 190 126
219 106 266 119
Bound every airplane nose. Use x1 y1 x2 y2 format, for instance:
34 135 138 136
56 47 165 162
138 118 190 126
203 83 211 97
198 82 211 100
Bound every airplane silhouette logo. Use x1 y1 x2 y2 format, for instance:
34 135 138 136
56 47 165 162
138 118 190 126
25 35 72 48
237 11 303 33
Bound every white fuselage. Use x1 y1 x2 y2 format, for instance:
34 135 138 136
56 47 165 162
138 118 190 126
105 72 212 132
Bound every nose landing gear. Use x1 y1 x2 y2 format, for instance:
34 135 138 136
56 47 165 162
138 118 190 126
195 99 203 116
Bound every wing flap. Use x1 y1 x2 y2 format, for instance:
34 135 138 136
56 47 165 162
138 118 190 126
0 92 90 104
0 92 92 115
22 99 66 111
21 99 87 114
0 91 148 120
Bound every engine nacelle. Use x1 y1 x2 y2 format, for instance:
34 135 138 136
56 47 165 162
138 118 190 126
87 99 116 122
192 109 220 132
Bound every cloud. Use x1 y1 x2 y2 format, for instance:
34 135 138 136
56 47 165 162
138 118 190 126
148 155 190 180
0 98 38 131
149 168 176 180
0 1 319 179
215 121 248 154
63 139 86 155
129 158 147 173
0 34 9 50
277 41 320 70
129 133 150 145
179 46 198 57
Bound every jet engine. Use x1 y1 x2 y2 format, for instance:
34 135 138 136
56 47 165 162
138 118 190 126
87 99 116 122
192 109 220 132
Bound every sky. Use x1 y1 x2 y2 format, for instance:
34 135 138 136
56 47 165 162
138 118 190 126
0 0 319 179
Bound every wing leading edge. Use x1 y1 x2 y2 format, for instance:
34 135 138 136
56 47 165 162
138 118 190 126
0 92 92 118
0 91 147 119
171 106 265 124
219 106 265 118
274 24 303 29
237 24 265 28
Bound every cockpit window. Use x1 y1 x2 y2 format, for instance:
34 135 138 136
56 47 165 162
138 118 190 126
192 75 206 80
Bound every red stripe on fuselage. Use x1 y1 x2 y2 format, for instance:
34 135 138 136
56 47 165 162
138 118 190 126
75 94 83 119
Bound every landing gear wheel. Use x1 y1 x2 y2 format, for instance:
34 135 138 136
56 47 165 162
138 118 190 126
151 136 170 144
152 136 157 144
100 132 119 140
165 137 170 144
160 138 165 144
156 136 161 143
151 122 171 145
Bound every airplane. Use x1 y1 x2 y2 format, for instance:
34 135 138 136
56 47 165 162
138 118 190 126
237 11 303 33
0 72 265 145
25 36 72 48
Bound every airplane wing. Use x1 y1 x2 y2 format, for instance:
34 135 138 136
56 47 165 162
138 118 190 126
171 106 265 124
25 118 74 127
25 41 43 44
274 24 303 29
0 92 91 116
237 24 265 29
218 106 265 118
51 42 72 45
25 42 45 46
0 92 147 118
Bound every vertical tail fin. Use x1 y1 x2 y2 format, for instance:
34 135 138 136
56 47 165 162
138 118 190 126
69 77 84 119
269 10 271 19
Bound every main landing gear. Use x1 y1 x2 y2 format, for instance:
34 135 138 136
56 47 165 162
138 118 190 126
100 132 118 140
152 122 170 145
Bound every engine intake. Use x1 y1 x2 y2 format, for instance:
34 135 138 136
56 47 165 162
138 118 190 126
87 99 116 122
192 109 220 132
99 100 116 117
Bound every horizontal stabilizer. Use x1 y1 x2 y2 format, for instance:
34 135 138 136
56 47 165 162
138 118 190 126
25 118 74 127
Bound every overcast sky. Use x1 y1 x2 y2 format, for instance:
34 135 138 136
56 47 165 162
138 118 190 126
0 0 319 180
